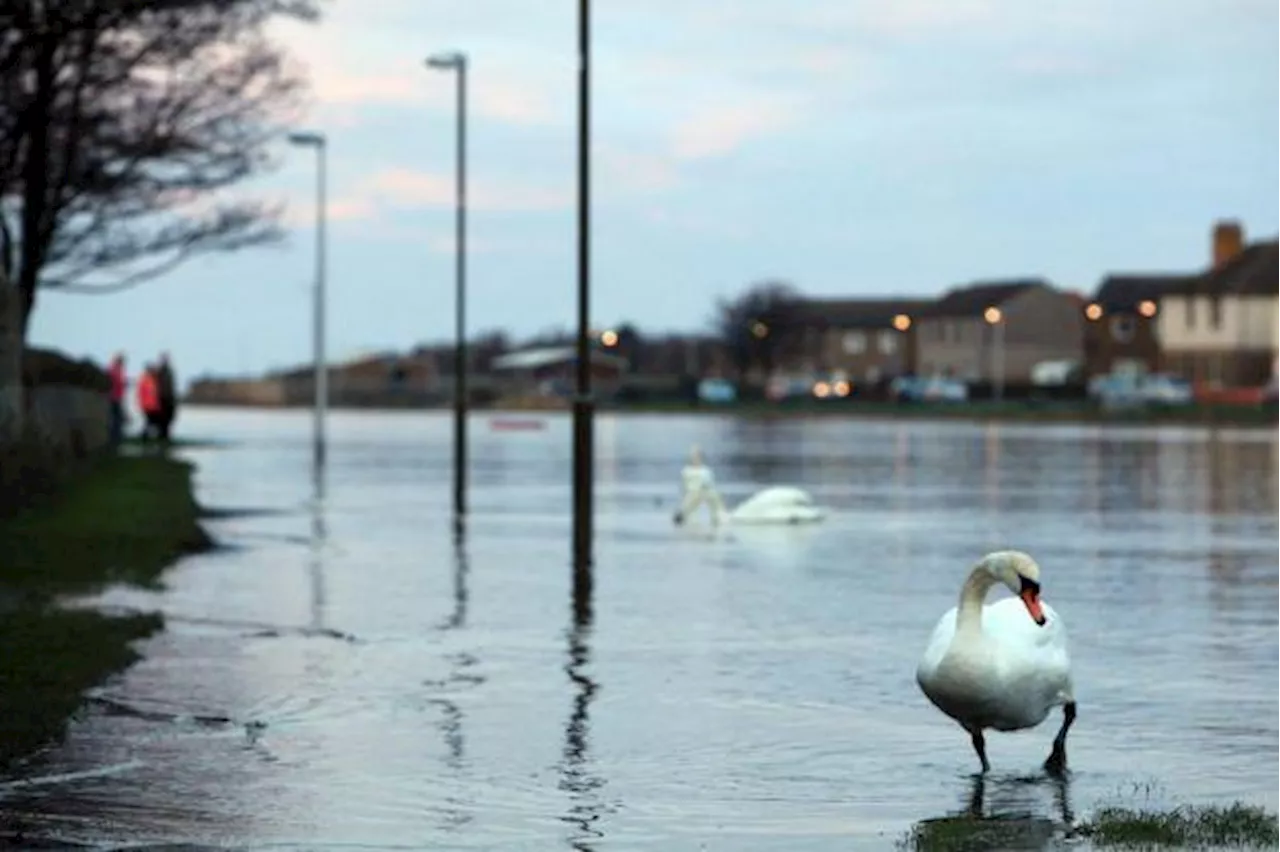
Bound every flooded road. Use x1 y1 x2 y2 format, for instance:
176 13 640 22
2 408 1276 850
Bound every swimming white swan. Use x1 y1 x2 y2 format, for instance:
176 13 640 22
915 550 1076 775
671 445 825 527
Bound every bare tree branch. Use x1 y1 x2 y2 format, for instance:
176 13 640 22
0 0 321 334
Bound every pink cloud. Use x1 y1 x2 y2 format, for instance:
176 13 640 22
362 169 570 212
669 99 801 161
301 62 555 126
282 196 377 227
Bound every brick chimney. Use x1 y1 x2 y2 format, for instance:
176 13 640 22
1212 220 1245 268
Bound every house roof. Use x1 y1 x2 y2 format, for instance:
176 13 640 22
1094 274 1194 312
490 345 627 372
922 279 1046 318
787 297 933 329
1176 240 1278 297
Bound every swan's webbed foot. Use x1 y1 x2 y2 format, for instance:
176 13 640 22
1043 701 1077 777
969 729 991 774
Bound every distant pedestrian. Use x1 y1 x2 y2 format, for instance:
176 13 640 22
107 353 128 446
136 364 162 442
155 352 178 442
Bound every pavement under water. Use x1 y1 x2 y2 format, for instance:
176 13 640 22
0 409 1275 851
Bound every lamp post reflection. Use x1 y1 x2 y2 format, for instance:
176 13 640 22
308 477 327 632
427 540 475 832
560 570 605 849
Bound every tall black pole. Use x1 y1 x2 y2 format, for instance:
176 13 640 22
571 0 594 581
453 58 468 538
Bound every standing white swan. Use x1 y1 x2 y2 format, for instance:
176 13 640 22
671 445 825 527
915 550 1076 775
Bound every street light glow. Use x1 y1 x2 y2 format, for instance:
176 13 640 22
600 329 618 347
1085 303 1103 321
1138 300 1157 318
751 321 768 339
983 306 1003 325
892 313 911 332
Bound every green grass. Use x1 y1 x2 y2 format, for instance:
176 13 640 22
0 454 213 601
0 453 212 770
1078 803 1279 849
0 607 162 768
896 803 1279 852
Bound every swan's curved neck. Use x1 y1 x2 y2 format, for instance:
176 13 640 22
956 565 997 634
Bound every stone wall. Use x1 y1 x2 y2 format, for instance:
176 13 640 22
0 286 23 445
23 354 111 461
0 276 112 473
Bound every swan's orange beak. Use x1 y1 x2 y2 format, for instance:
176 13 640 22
1020 588 1046 626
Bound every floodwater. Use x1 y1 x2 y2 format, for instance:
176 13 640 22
1 408 1276 851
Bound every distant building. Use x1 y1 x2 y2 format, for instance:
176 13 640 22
1083 274 1193 377
784 297 931 383
490 346 628 399
914 280 1085 383
1158 223 1278 388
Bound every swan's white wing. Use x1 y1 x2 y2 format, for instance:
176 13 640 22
730 487 824 523
917 605 959 682
984 597 1075 725
916 598 1074 732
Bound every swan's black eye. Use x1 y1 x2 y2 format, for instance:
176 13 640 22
1019 575 1041 596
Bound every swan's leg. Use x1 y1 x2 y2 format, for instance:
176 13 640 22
1043 701 1077 776
968 728 990 773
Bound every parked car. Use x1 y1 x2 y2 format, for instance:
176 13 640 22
697 378 737 404
1088 372 1193 408
891 375 968 403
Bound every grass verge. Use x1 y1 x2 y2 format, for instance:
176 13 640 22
896 803 1279 851
1078 803 1279 849
0 453 212 770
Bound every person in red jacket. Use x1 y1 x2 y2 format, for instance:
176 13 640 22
136 364 162 442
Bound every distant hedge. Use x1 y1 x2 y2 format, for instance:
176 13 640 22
22 348 110 393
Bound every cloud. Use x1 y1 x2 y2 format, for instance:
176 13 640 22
303 64 556 126
669 99 803 161
282 196 377 228
361 168 570 212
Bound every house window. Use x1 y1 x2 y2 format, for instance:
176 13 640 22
1210 297 1222 329
878 331 897 354
1185 298 1196 329
842 331 866 354
1110 315 1135 343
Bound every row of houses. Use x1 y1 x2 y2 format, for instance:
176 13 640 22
187 220 1276 407
773 221 1276 390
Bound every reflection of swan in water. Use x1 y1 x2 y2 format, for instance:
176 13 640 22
906 773 1074 849
671 445 825 527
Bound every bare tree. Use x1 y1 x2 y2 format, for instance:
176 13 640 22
0 0 321 334
711 279 801 378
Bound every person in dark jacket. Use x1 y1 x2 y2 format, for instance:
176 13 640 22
154 352 178 442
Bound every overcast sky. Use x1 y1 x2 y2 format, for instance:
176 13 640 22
30 0 1279 379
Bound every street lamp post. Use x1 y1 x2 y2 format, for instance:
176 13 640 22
425 50 469 538
983 306 1005 403
572 0 594 595
287 131 328 477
